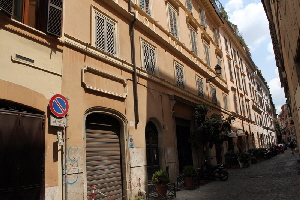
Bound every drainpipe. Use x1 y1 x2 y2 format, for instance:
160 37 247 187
129 1 139 125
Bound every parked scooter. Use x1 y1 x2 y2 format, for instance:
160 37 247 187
198 160 228 181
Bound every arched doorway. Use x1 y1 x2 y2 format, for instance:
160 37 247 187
145 121 159 181
0 100 44 200
85 113 123 199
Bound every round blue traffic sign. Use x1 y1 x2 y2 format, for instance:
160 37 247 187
49 94 69 117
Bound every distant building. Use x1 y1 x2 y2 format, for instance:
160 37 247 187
262 0 300 147
0 0 276 199
278 104 296 143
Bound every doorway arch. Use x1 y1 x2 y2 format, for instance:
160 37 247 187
145 121 160 181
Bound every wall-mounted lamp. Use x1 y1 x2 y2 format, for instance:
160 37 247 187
206 64 222 83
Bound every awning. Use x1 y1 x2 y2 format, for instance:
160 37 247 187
228 130 237 137
237 129 245 136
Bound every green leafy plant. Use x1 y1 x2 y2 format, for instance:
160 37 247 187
191 104 235 149
225 151 239 165
135 194 146 200
183 166 198 178
238 151 250 164
152 170 170 185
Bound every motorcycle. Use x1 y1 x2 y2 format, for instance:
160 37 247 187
198 160 229 181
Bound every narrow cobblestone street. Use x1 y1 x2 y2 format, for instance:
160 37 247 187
175 152 300 200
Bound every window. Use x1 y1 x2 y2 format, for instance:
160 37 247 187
211 87 217 104
241 99 245 116
203 43 210 67
224 37 229 51
217 56 222 78
246 102 251 120
189 26 197 55
196 76 204 97
175 62 185 89
234 93 239 114
233 49 237 61
236 68 241 88
223 95 228 110
213 27 219 46
142 40 156 74
242 77 248 93
186 0 192 13
228 61 234 80
168 3 178 38
139 0 151 15
199 7 206 29
95 10 116 55
0 0 63 37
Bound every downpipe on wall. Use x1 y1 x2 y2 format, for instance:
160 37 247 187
129 0 139 126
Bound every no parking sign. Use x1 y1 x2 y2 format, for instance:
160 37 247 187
49 94 69 117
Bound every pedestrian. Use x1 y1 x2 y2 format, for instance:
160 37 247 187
289 141 296 155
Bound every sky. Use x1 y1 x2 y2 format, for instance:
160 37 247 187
218 0 286 113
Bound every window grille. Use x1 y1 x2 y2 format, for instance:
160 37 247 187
217 56 222 78
213 27 219 46
247 102 251 120
199 7 206 28
224 37 228 51
211 87 217 104
142 41 156 74
95 11 116 55
243 78 248 93
196 77 204 98
234 94 239 114
47 0 63 37
0 0 13 14
228 61 233 80
204 43 210 67
236 68 241 88
0 0 62 37
189 27 197 55
168 4 178 38
241 99 245 116
175 62 185 89
139 0 151 15
233 49 237 61
186 0 192 13
223 95 228 110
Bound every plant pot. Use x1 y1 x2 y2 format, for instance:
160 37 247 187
184 177 195 188
155 185 168 197
242 163 250 168
251 159 257 164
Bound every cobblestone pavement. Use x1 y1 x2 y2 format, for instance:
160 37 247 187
175 151 300 200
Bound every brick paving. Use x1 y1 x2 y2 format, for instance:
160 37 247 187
175 151 300 200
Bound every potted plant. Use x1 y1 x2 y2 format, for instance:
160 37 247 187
248 148 257 164
225 151 239 168
182 166 197 188
152 170 170 197
238 151 250 168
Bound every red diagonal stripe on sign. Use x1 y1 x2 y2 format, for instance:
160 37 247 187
54 98 66 113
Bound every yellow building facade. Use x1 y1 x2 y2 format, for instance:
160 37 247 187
262 0 300 150
0 0 276 199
